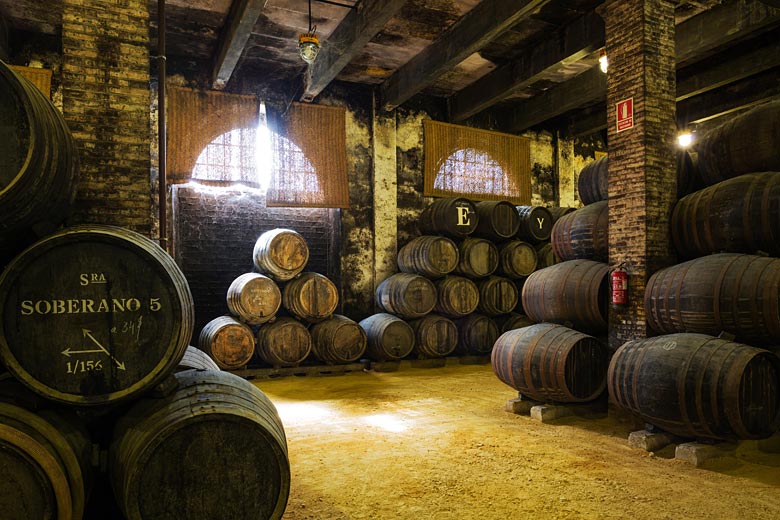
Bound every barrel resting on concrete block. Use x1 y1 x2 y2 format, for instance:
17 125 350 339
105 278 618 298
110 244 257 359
628 430 678 452
675 442 736 467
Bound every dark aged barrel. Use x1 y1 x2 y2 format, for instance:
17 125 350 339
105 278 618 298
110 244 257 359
671 172 780 259
433 275 480 318
547 206 576 224
310 315 367 364
492 323 608 403
645 253 780 344
282 272 339 323
477 276 518 316
454 237 499 279
418 197 479 238
513 278 526 314
177 345 221 372
497 240 537 279
454 313 499 355
375 273 437 319
397 235 458 279
110 370 290 520
535 242 557 269
199 316 256 370
359 313 415 361
697 100 780 185
515 206 553 243
577 155 608 205
255 318 312 367
608 333 780 441
408 314 458 359
227 273 281 325
0 225 193 406
252 228 309 282
493 312 535 334
0 403 91 520
551 200 608 262
0 61 79 249
473 200 521 241
522 260 609 334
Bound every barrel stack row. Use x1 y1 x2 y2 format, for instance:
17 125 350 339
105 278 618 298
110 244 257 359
199 228 367 371
0 225 290 519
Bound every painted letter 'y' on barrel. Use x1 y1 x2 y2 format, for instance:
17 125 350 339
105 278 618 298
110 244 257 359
515 206 553 243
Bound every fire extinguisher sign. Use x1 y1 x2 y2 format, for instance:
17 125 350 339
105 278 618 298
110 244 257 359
616 98 634 132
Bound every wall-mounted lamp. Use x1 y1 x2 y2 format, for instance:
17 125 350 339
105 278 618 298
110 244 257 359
677 130 694 148
299 0 320 64
599 50 608 74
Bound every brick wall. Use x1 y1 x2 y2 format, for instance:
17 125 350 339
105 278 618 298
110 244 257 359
62 0 153 235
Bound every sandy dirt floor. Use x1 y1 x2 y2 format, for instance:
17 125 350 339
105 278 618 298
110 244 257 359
253 363 780 520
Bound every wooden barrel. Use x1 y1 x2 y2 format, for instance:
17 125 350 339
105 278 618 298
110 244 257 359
397 235 458 278
418 197 479 238
515 206 553 243
199 316 256 370
177 345 221 372
252 228 309 282
375 273 437 319
551 200 608 262
310 315 367 364
535 242 557 269
477 276 518 316
697 100 780 186
282 272 339 323
645 253 780 344
671 172 780 259
0 403 91 520
110 369 290 520
359 313 415 361
492 323 608 403
255 317 312 367
473 200 520 241
0 225 194 406
497 240 537 279
577 155 608 205
608 333 780 440
408 314 458 359
227 272 281 325
547 206 576 224
454 314 499 355
433 275 480 318
677 148 704 198
513 278 526 314
454 237 499 279
522 259 609 334
493 312 535 334
0 62 79 248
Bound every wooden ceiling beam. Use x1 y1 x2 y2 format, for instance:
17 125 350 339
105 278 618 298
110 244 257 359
301 0 406 102
211 0 268 90
379 0 553 111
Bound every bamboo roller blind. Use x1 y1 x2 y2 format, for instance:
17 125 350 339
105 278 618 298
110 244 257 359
11 65 52 99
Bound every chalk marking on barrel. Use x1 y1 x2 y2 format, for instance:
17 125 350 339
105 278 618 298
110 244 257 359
81 328 126 370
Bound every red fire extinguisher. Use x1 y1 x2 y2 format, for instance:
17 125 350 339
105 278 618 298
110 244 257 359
611 265 628 306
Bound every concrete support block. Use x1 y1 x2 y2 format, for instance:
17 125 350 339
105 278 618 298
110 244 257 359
628 430 676 452
675 442 734 467
530 404 574 423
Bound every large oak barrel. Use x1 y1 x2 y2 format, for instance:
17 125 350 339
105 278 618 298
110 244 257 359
515 206 553 243
645 253 780 344
477 276 518 316
671 172 780 259
0 403 91 520
252 228 309 282
551 200 608 262
110 369 290 520
493 312 535 334
497 240 537 279
697 100 780 185
433 275 480 318
177 345 221 372
608 333 780 440
0 61 79 250
310 315 367 364
522 260 609 334
359 313 415 361
227 273 281 325
547 206 576 224
454 237 499 279
535 243 557 269
492 323 608 403
282 272 339 323
473 200 520 241
408 314 458 359
454 313 499 355
375 273 437 319
0 225 193 406
577 155 608 205
199 315 256 370
418 197 478 238
255 318 312 367
397 235 458 279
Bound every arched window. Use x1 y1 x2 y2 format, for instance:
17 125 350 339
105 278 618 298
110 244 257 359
434 148 518 198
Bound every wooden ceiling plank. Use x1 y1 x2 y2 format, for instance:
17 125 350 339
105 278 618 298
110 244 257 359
211 0 269 90
301 0 406 102
379 0 554 111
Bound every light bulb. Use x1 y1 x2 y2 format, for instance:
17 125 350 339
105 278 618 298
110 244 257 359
677 131 694 148
299 34 320 64
599 53 608 74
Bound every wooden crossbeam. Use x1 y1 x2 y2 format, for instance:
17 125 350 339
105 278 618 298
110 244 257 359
211 0 268 90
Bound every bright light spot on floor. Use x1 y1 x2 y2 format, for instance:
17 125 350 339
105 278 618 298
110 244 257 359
364 414 408 433
275 402 335 424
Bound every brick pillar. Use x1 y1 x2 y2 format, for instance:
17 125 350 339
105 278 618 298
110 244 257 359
62 0 153 235
600 0 677 348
